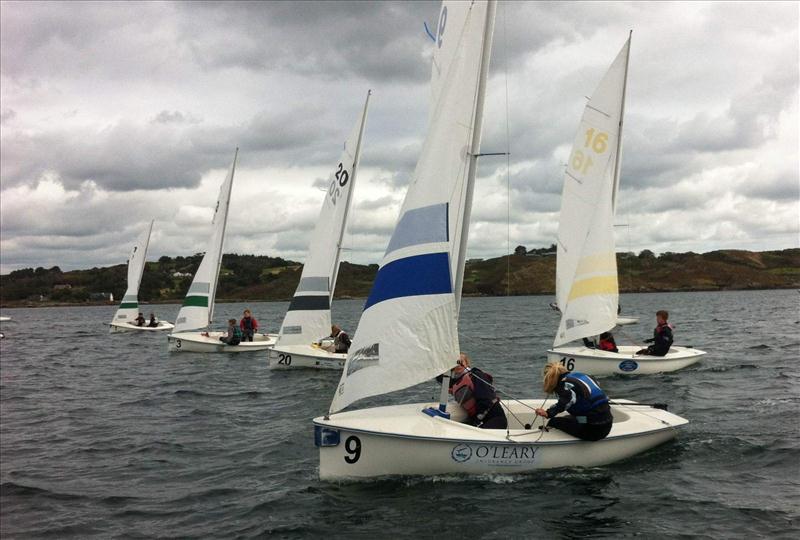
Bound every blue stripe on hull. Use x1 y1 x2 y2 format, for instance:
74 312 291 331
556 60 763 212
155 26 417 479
364 252 452 310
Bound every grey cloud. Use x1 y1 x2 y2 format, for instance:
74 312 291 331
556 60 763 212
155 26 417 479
1 109 15 124
152 110 199 125
356 196 395 211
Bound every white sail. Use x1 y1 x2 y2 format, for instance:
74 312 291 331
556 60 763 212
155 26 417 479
173 150 237 333
276 92 371 347
553 37 630 347
330 0 495 413
111 220 154 324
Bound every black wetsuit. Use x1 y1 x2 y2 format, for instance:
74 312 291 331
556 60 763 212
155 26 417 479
643 323 673 356
546 372 612 441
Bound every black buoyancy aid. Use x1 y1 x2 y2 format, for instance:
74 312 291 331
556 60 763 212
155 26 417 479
564 372 608 416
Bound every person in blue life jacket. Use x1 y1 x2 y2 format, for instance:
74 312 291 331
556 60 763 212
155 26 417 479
535 362 613 441
437 353 507 429
636 310 674 356
219 318 242 346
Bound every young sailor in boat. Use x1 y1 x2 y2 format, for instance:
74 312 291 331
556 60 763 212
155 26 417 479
636 310 673 356
134 313 146 327
535 362 613 441
239 309 258 342
597 331 618 353
219 318 242 346
438 353 507 429
318 325 351 354
147 313 159 327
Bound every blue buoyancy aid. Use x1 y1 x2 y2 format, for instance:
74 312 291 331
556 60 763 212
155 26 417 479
563 372 609 416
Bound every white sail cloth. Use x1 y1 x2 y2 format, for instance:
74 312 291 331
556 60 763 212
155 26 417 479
331 1 494 413
554 38 630 347
173 151 237 333
276 92 370 347
111 220 153 324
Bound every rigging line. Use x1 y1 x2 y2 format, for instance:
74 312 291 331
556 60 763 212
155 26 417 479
614 325 644 347
503 0 511 297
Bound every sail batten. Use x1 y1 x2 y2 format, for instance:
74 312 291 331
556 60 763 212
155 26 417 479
554 37 631 347
330 0 496 413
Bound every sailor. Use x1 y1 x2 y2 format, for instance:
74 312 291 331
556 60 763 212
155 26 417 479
320 325 351 354
636 310 673 356
441 353 507 429
219 318 242 346
147 313 159 328
535 362 613 441
239 309 259 342
597 331 618 352
134 313 146 326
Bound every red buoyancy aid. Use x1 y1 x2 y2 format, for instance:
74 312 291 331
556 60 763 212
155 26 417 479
598 338 616 351
450 373 477 417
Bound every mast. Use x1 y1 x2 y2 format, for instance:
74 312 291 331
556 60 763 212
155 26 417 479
209 148 237 325
611 31 631 213
329 90 371 301
453 0 496 315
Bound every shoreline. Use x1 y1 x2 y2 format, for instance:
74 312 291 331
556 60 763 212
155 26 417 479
2 286 796 310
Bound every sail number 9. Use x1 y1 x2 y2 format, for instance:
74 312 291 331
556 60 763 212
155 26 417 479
344 435 361 463
328 162 350 206
571 129 609 175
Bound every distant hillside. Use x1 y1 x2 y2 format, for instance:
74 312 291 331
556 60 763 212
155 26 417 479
1 249 798 307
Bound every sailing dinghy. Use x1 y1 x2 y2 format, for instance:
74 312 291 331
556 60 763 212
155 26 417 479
167 150 277 352
545 35 705 375
109 220 174 333
268 92 370 369
313 2 687 481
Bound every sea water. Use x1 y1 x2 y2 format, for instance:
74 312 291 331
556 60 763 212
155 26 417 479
1 290 798 538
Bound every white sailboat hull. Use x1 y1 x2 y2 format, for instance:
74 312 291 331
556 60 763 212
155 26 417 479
109 321 175 333
616 316 638 326
546 345 706 375
268 344 346 370
314 399 687 481
167 331 277 352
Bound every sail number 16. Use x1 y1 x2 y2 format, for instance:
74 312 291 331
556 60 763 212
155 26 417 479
571 129 609 175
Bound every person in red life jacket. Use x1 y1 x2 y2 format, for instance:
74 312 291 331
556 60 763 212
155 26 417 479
239 309 259 342
597 331 618 352
440 353 507 429
636 310 673 356
535 362 613 441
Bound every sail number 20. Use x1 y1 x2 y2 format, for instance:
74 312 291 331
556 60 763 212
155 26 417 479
328 162 350 206
571 129 609 175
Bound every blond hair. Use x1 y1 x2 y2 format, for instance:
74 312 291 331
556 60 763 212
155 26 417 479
542 362 568 393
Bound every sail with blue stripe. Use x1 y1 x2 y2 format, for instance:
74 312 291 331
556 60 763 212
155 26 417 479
331 0 495 413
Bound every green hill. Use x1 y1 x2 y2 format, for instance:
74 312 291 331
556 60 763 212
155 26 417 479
1 249 798 307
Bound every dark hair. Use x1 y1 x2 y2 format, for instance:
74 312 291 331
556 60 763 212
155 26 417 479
228 318 237 324
657 310 669 320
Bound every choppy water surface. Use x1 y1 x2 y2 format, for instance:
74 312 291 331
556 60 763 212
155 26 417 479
1 290 798 538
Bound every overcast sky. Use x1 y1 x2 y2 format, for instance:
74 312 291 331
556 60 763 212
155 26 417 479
1 1 797 273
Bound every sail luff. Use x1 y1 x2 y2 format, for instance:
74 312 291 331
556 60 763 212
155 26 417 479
137 220 154 294
453 0 496 315
329 91 371 301
209 148 237 324
611 33 631 214
110 220 154 324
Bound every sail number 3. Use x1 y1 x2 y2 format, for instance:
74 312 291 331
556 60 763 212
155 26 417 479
328 162 349 206
571 128 609 175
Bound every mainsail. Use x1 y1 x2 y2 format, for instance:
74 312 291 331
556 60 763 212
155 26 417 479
173 150 237 333
553 37 631 347
112 220 154 324
275 92 371 347
330 0 495 413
